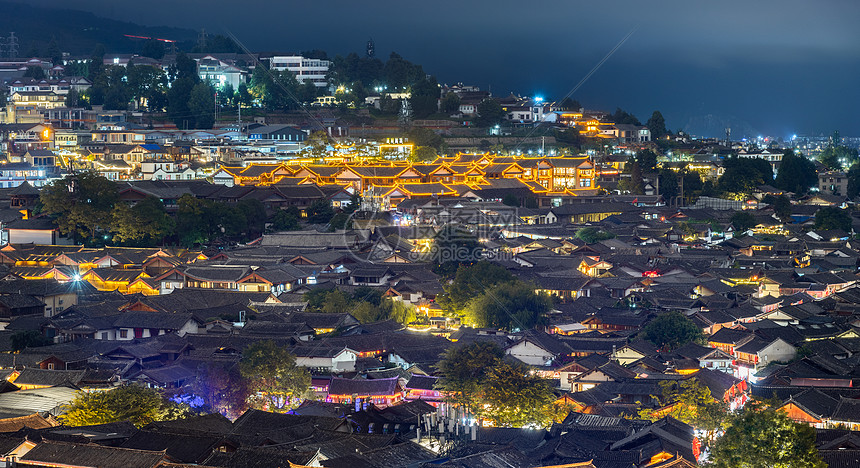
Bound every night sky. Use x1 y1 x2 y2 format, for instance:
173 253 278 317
22 0 860 139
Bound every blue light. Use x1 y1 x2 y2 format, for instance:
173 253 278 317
534 96 543 103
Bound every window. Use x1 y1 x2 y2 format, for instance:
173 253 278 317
100 332 108 340
119 329 128 339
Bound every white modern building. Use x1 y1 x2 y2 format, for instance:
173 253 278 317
269 55 330 87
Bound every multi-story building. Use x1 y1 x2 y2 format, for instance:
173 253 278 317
819 171 848 196
269 55 330 87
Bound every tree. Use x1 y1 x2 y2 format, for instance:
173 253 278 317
464 281 551 331
140 39 166 60
110 197 174 246
437 341 504 414
502 193 520 207
40 171 119 243
731 211 758 232
64 88 80 108
476 98 505 127
307 199 335 225
636 149 659 174
438 261 515 312
718 156 773 198
478 360 556 428
709 406 826 468
61 385 191 427
819 131 858 170
814 206 852 232
609 107 641 125
774 150 817 194
640 311 704 351
575 227 615 244
619 160 646 195
407 127 446 153
646 110 668 139
270 209 301 231
658 169 680 200
410 76 440 118
636 378 728 445
24 66 45 80
188 362 249 419
559 97 581 111
10 330 52 352
431 224 482 273
441 92 461 113
168 77 197 129
239 340 311 412
45 38 62 65
189 82 216 129
763 194 792 223
410 146 437 162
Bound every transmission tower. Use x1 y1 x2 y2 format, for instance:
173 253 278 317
7 32 18 59
197 28 208 50
398 99 413 128
724 127 731 147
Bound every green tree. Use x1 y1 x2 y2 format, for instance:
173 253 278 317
709 406 826 468
307 199 335 225
640 311 704 351
61 385 191 427
636 378 728 445
774 150 817 194
848 163 860 199
410 146 437 162
189 362 249 419
410 76 441 118
718 156 773 198
476 98 505 127
127 65 168 112
45 38 62 65
559 97 581 110
441 92 461 114
464 281 551 331
502 193 520 207
407 127 446 153
168 77 197 129
270 209 301 231
609 107 641 125
65 88 80 108
40 171 119 243
24 66 45 80
658 169 679 200
431 224 482 273
438 261 514 312
239 340 311 412
636 149 659 174
819 131 858 170
763 194 792 223
619 160 646 195
814 206 852 232
437 341 504 414
575 227 615 244
189 82 216 128
478 360 556 428
646 110 668 139
731 211 758 232
110 197 174 246
10 330 52 352
175 194 214 247
140 39 165 60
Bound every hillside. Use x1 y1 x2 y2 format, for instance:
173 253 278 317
0 1 198 57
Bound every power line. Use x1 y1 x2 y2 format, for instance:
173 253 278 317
513 24 640 152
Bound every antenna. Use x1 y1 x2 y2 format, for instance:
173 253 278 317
366 37 375 58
